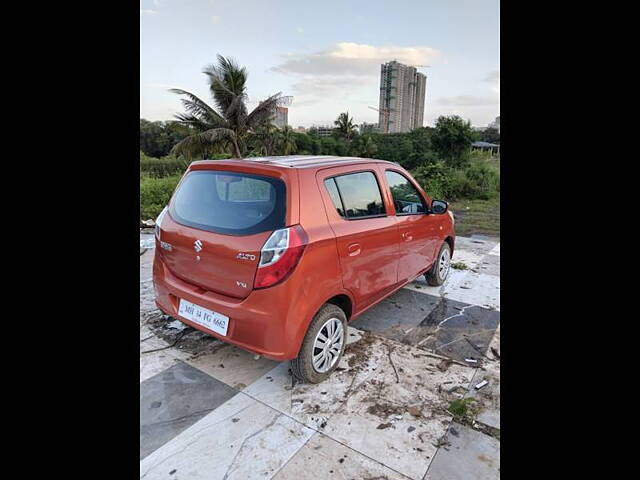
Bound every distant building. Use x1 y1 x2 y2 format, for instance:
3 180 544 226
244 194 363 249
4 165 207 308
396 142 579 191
309 125 334 137
295 126 307 133
489 116 500 132
378 60 427 133
359 122 379 134
273 107 288 128
472 141 500 155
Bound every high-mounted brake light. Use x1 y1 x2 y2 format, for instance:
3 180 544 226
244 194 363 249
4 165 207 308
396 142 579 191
254 225 308 289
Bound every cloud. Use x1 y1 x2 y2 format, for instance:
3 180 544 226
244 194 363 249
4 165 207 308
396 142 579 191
272 42 441 77
212 15 221 24
484 70 500 93
295 27 304 34
434 70 499 109
289 76 371 107
146 83 183 90
140 9 158 15
270 42 442 126
484 70 499 83
436 95 498 107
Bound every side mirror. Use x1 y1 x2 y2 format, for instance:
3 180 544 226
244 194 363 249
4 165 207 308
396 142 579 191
431 200 448 214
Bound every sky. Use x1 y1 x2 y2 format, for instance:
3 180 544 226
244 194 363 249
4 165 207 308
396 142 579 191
140 0 499 128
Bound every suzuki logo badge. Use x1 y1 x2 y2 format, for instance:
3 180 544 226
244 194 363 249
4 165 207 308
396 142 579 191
194 240 203 252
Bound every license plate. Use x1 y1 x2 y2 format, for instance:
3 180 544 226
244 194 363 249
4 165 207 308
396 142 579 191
178 299 229 336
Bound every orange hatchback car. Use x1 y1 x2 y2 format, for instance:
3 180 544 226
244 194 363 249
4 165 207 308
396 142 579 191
153 156 455 383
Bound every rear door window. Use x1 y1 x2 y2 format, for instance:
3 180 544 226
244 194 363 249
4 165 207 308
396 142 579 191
324 171 386 219
385 170 426 215
169 170 286 235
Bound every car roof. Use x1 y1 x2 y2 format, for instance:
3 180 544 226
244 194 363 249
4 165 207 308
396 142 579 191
191 155 399 170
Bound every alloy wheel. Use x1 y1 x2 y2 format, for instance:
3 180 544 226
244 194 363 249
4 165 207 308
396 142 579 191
312 317 344 373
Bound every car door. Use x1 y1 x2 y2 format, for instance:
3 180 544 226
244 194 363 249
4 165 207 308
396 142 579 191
382 168 440 282
316 166 400 313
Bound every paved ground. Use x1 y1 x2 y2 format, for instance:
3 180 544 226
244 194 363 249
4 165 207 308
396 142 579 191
140 235 500 479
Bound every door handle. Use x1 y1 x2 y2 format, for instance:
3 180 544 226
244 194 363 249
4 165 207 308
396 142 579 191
402 232 413 242
347 243 361 256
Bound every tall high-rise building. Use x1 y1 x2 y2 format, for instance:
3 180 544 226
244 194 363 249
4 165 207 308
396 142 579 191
273 106 288 128
489 116 500 132
378 61 427 133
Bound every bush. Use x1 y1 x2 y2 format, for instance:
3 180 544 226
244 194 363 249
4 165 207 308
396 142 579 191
140 151 189 178
412 156 499 202
464 162 499 199
446 160 500 201
140 175 181 219
140 151 232 178
412 162 454 200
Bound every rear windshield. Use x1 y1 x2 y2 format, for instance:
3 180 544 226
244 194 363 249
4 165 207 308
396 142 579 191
169 170 286 235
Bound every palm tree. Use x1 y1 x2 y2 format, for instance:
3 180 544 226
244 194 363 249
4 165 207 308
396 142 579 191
334 112 358 141
170 55 284 159
278 126 297 155
252 123 279 156
357 135 378 157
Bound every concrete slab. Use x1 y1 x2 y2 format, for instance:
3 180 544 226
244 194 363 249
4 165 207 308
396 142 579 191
140 346 182 384
449 249 487 270
403 268 467 297
140 361 237 459
140 392 315 480
140 324 191 383
274 432 408 480
476 254 500 277
455 236 498 256
350 289 441 340
185 343 278 390
424 422 500 480
415 300 500 363
467 326 500 429
318 336 476 480
442 271 500 311
242 353 367 431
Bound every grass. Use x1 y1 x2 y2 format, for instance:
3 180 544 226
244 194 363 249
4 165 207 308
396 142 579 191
448 398 480 424
449 194 500 238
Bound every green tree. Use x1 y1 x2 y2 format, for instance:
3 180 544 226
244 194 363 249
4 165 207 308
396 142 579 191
293 132 312 154
251 123 279 156
354 135 378 157
311 138 322 155
320 136 338 155
277 126 297 155
170 55 284 159
140 119 192 157
479 127 500 144
431 116 478 168
333 112 358 141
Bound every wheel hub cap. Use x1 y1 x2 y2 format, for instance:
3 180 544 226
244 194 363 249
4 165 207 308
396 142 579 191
439 248 451 279
312 317 344 373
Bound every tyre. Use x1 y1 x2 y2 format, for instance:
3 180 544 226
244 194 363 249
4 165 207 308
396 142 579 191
291 303 347 384
426 242 451 286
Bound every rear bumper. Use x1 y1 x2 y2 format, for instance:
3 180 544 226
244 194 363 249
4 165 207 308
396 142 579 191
152 251 303 361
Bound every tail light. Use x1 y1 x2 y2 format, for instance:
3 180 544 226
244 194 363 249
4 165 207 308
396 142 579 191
155 206 168 240
254 225 308 289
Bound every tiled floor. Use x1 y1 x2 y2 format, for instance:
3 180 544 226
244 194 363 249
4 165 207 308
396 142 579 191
140 235 500 479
